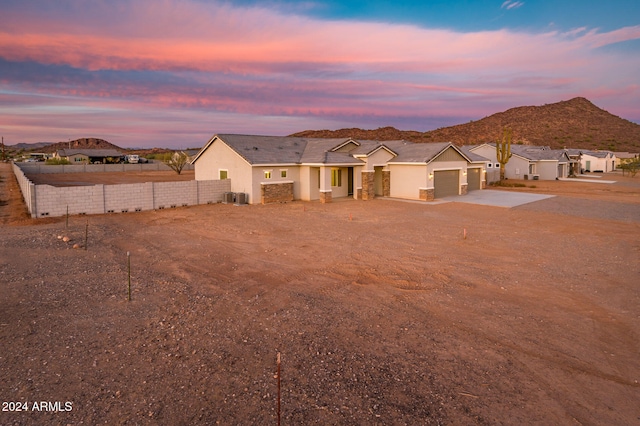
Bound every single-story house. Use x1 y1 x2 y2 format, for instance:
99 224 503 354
578 150 616 173
55 149 124 164
192 134 488 204
613 152 639 169
468 143 572 181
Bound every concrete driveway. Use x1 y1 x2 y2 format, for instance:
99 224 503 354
441 189 555 207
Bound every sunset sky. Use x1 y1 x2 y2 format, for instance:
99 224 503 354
1 0 639 148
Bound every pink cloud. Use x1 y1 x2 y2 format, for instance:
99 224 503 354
1 0 639 147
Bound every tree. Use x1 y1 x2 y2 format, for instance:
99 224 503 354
620 157 639 177
496 127 513 181
163 151 189 175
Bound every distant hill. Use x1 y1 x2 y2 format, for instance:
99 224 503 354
291 97 640 152
36 138 124 154
7 142 54 151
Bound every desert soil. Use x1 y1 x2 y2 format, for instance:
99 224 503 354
1 163 639 425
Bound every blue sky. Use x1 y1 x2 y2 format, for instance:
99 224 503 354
1 0 638 148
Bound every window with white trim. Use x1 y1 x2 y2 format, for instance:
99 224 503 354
219 170 228 179
264 170 272 179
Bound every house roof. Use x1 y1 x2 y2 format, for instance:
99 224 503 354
581 150 613 158
459 146 490 162
389 142 474 164
193 134 480 167
57 149 122 157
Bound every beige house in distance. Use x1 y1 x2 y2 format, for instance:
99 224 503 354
192 134 488 204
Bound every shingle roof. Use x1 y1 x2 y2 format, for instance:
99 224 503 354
389 142 460 163
459 146 490 162
57 149 122 157
195 134 481 166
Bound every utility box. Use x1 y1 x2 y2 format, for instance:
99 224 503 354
223 192 235 204
235 193 247 205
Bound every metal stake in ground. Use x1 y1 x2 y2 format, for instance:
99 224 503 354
276 352 281 426
127 251 131 301
84 220 88 250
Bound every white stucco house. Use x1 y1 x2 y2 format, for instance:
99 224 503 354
579 150 616 173
468 144 572 181
192 134 488 204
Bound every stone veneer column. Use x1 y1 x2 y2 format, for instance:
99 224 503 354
419 188 435 201
361 171 375 200
382 171 390 197
319 190 332 203
461 184 468 195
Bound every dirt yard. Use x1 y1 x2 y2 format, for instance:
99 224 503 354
24 169 195 186
1 163 639 425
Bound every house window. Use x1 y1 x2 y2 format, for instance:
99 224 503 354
529 164 536 174
494 163 500 168
487 163 493 168
264 170 272 179
280 170 287 178
331 168 342 187
219 170 228 179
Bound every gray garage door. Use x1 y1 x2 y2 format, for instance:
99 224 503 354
434 170 459 198
467 168 481 191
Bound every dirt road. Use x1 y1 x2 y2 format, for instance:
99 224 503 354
1 163 639 424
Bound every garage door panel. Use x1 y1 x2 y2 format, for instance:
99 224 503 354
434 170 459 198
467 168 481 191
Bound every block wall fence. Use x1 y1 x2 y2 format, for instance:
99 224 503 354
12 162 229 218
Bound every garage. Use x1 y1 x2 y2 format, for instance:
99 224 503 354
467 168 481 191
434 170 459 198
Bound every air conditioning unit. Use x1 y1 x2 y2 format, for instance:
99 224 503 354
235 193 247 205
223 192 235 204
532 174 539 180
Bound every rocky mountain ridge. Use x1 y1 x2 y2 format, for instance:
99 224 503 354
291 97 640 152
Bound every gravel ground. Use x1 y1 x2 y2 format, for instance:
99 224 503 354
1 163 639 425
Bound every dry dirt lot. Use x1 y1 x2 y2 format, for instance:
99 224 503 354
1 163 639 425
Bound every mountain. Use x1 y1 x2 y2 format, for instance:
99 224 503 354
7 142 54 150
36 138 124 153
291 98 640 152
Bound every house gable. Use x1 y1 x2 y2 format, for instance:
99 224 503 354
331 140 360 153
432 146 466 163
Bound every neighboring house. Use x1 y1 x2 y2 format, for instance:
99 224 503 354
55 149 123 164
579 150 616 173
613 152 639 169
564 149 583 176
192 134 487 204
469 143 571 181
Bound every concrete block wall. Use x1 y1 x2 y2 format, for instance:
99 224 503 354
153 181 198 209
196 180 230 205
35 184 106 217
14 162 194 175
104 183 153 213
13 163 230 218
12 162 35 213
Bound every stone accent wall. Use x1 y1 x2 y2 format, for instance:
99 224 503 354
419 188 435 201
356 188 362 200
481 180 486 189
361 171 375 200
382 171 390 197
461 184 468 195
261 182 294 204
319 190 332 203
